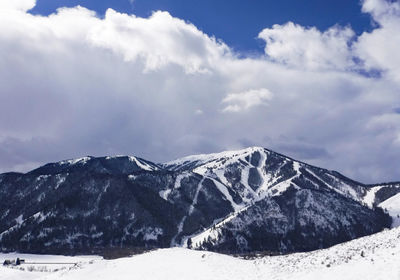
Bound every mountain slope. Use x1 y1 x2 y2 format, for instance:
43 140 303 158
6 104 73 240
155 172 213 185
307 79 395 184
0 147 397 254
379 193 400 227
165 147 394 252
362 182 400 227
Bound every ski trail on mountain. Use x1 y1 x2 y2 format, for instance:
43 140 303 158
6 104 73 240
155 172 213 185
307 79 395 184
159 172 189 201
207 177 242 211
189 204 252 247
171 178 205 246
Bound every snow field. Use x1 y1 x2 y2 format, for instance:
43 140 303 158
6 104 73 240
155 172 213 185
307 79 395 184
1 226 399 280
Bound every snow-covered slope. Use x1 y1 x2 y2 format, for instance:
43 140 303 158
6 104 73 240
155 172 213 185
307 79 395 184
380 193 400 227
362 182 400 226
165 147 392 252
29 155 160 175
1 227 400 280
165 147 367 202
0 147 396 255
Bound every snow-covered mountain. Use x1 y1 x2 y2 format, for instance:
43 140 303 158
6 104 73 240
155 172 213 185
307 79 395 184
362 182 400 227
2 226 400 280
0 147 398 255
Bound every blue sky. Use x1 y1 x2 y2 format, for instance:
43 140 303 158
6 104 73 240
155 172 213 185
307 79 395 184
31 0 373 53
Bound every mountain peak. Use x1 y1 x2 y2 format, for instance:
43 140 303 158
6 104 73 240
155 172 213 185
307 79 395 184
28 155 159 175
1 146 398 255
163 146 268 171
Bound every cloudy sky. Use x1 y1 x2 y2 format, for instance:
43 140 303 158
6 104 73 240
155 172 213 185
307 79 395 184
0 0 399 184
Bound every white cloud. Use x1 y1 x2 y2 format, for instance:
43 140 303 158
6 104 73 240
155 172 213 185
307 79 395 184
0 0 399 183
0 0 35 11
354 0 400 82
222 88 273 112
361 0 400 19
258 22 355 71
88 9 230 73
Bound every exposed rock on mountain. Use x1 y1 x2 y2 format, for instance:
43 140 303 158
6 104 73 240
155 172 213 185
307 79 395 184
0 148 397 254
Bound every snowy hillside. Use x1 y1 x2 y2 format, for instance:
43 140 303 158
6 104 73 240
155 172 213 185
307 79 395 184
166 147 393 252
1 226 400 280
0 146 397 254
166 147 376 203
362 183 400 227
380 193 400 227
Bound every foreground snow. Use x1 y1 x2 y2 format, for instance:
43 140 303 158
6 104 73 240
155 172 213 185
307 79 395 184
380 192 400 227
1 227 400 280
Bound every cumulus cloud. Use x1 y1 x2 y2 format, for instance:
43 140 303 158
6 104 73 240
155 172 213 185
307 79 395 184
0 0 35 11
222 88 273 112
89 9 230 73
0 0 399 183
258 22 355 71
356 0 400 81
362 0 400 19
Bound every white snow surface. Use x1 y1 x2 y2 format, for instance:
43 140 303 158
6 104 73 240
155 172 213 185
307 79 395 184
14 215 23 225
164 146 265 170
1 227 400 280
379 192 400 227
127 156 158 171
362 185 384 207
59 157 91 166
189 204 252 247
0 253 100 279
362 185 400 227
58 155 158 171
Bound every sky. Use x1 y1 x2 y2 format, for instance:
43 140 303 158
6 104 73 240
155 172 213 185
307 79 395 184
0 0 399 184
29 0 374 53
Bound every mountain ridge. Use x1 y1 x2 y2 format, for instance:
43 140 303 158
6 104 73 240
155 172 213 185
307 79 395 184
24 146 398 187
0 146 398 255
